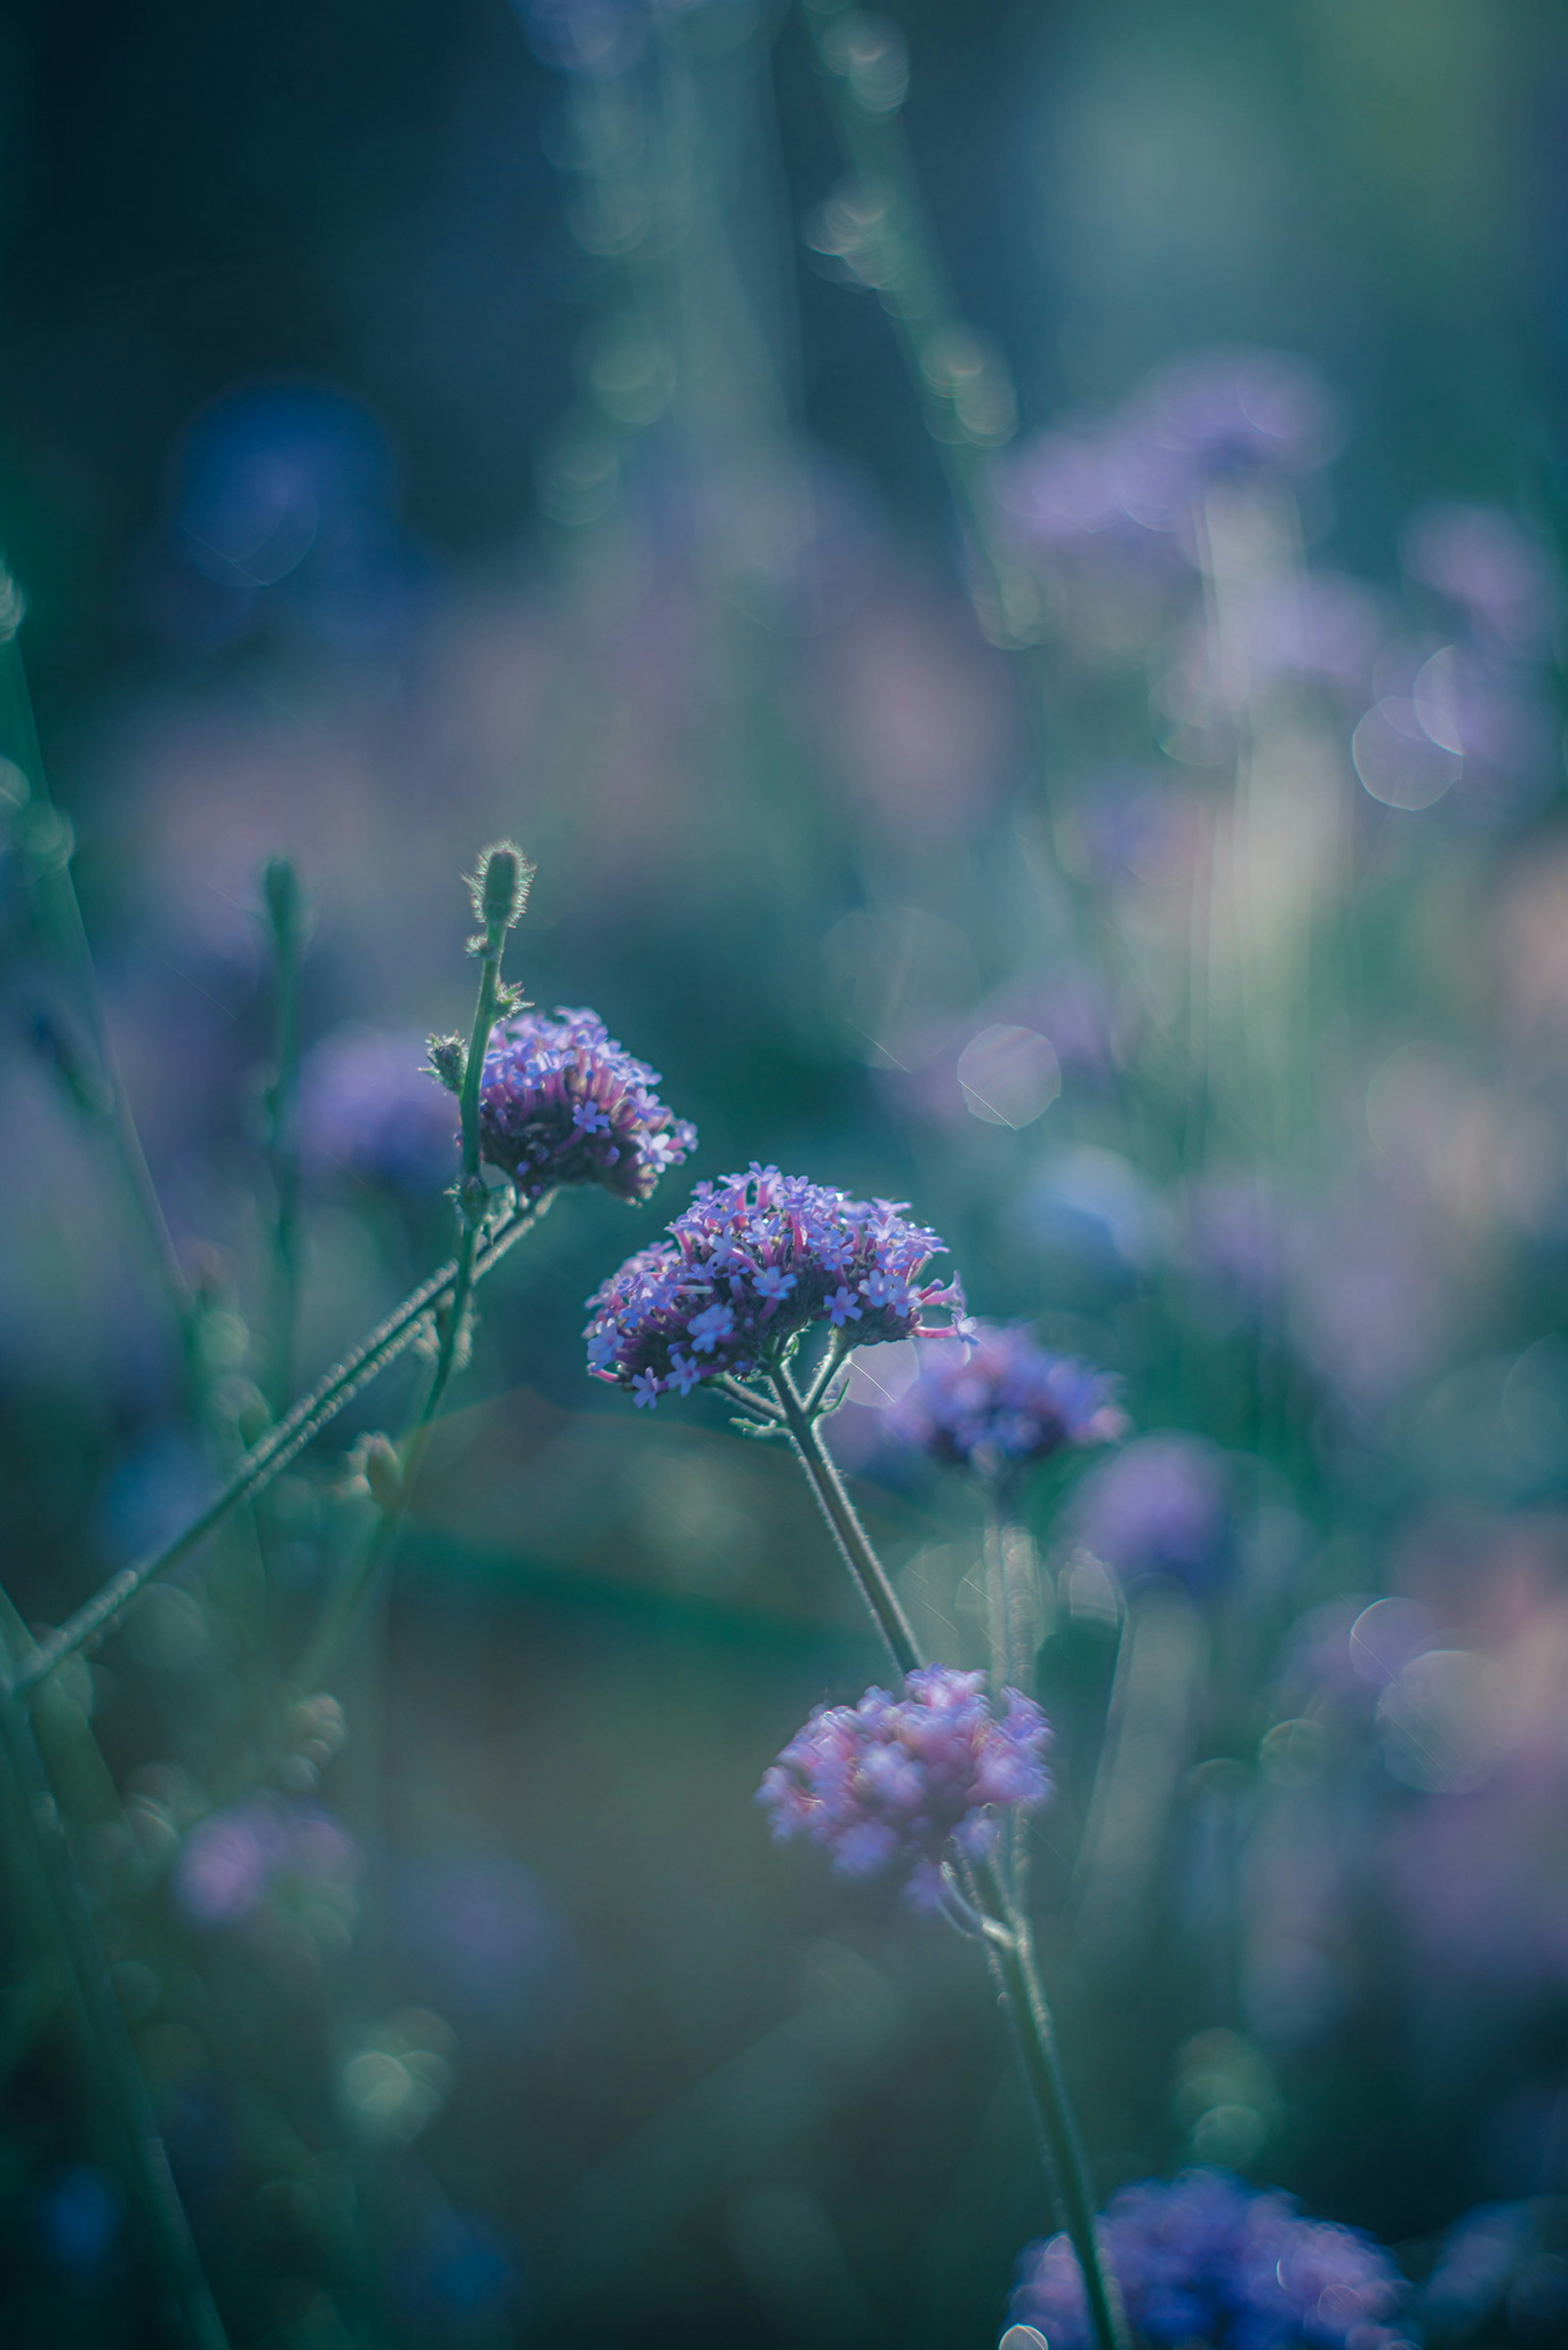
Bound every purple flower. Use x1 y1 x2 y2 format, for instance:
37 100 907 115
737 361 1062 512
300 1026 460 1193
1069 1433 1233 1592
883 1322 1126 1481
172 1798 358 1931
477 1006 696 1206
757 1665 1051 1910
1012 2170 1413 2350
1402 502 1560 657
583 1166 966 1401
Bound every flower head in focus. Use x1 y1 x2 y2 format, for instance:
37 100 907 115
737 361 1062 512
301 1026 460 1193
884 1322 1125 1482
477 1007 696 1206
583 1166 964 1405
1012 2170 1413 2350
1068 1433 1233 1593
757 1665 1051 1909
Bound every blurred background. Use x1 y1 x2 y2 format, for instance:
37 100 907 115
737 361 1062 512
4 0 1568 2342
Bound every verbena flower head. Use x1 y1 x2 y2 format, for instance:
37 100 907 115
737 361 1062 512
757 1666 1051 1910
884 1322 1126 1481
301 1027 460 1193
1011 2170 1413 2350
1069 1433 1233 1593
583 1166 965 1406
477 1007 697 1206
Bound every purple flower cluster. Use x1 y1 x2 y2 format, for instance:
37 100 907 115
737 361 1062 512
583 1166 966 1407
884 1322 1126 1481
301 1026 460 1193
757 1666 1051 1910
1012 2171 1412 2350
1000 349 1339 555
1069 1433 1233 1592
477 1007 697 1206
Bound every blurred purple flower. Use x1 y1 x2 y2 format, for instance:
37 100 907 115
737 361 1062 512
1001 350 1340 561
173 1798 357 1929
301 1025 458 1193
1420 2201 1536 2340
1069 1433 1232 1592
757 1665 1051 1909
883 1323 1125 1482
478 1005 696 1207
1012 2170 1412 2350
1403 503 1560 657
1136 348 1343 485
584 1165 966 1404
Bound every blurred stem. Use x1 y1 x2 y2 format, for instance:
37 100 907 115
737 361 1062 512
291 860 521 1694
0 1608 231 2350
768 1363 1127 2350
797 9 1032 645
7 1194 552 1700
261 858 305 1417
0 612 196 1371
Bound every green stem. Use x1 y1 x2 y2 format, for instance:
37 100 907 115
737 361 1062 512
768 1364 1128 2350
767 1363 922 1676
261 858 305 1417
7 1195 552 1700
0 626 196 1362
289 854 521 1694
0 1616 230 2349
966 1853 1130 2350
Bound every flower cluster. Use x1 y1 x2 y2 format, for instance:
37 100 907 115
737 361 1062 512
301 1026 460 1193
756 1666 1051 1910
476 1007 697 1206
884 1322 1125 1481
1069 1433 1233 1592
1011 2170 1413 2350
583 1166 966 1407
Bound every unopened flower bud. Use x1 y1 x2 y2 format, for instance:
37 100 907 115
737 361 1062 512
263 854 302 944
468 840 534 937
352 1434 402 1514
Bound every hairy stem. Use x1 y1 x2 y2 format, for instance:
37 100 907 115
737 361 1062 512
290 856 522 1693
767 1362 922 1676
8 1195 552 1699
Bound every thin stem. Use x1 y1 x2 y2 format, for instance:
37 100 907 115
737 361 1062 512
289 849 525 1693
7 1195 552 1698
767 1362 922 1677
0 1616 230 2349
261 858 305 1417
769 1362 1127 2350
966 1853 1130 2350
0 624 195 1358
712 1372 785 1421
